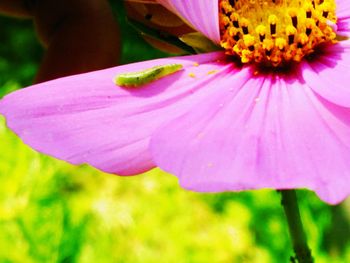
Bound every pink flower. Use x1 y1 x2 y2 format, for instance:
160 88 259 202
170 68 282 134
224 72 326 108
1 0 350 204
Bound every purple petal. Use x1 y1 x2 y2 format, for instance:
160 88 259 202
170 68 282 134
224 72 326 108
337 0 350 19
0 51 227 175
301 40 350 108
156 0 220 44
337 0 350 36
337 19 350 37
151 69 350 205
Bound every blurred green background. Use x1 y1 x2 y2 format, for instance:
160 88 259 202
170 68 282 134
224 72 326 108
0 2 349 262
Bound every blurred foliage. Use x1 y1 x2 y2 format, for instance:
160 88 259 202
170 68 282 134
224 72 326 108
0 1 349 263
0 15 42 96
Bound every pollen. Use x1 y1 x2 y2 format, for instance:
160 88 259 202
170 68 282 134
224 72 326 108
207 70 219 75
219 0 337 67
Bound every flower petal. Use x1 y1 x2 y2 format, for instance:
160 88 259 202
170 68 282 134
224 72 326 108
336 19 350 38
0 51 228 175
337 0 350 19
301 41 350 108
336 0 350 36
156 0 220 44
151 70 350 205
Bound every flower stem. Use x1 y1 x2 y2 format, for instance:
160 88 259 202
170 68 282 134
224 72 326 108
280 190 314 263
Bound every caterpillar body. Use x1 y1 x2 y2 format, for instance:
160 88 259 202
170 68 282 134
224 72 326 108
114 64 183 87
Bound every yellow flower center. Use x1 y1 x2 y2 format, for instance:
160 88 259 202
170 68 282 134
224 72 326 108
219 0 337 67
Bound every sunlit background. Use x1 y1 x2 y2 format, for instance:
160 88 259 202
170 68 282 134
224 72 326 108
0 2 349 262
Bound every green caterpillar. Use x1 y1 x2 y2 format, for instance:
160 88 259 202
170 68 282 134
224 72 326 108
114 64 183 87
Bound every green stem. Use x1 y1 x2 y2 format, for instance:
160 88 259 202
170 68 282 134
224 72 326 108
280 190 314 263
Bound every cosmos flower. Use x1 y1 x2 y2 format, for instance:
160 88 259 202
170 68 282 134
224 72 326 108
1 0 350 204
